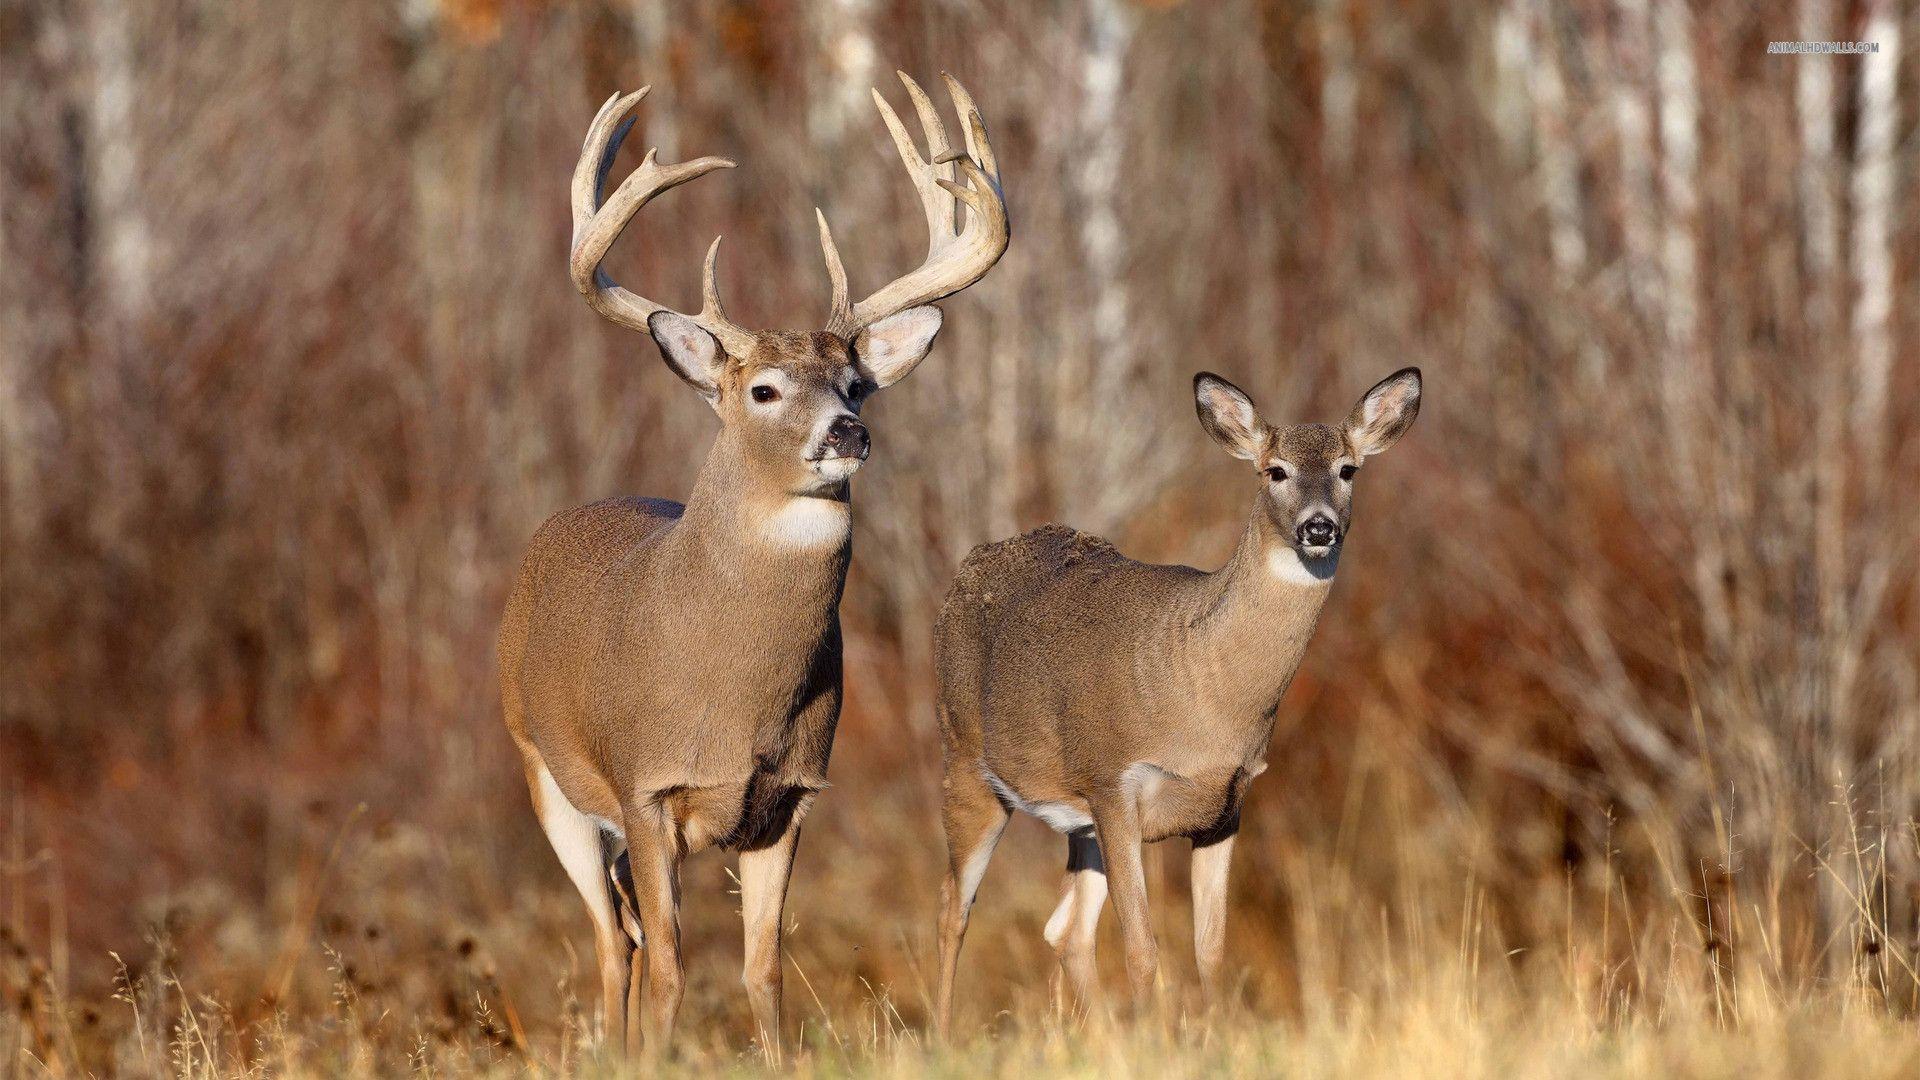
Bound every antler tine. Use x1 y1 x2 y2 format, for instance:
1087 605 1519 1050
816 210 855 337
936 161 998 221
941 73 998 185
898 72 958 238
568 88 754 355
849 73 1010 330
898 72 952 155
870 85 956 253
697 237 727 323
570 89 645 257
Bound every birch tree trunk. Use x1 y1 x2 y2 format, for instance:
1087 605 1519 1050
1612 0 1661 332
1320 0 1356 176
84 0 151 322
809 0 876 145
1652 0 1734 667
1057 0 1146 534
1842 0 1906 977
1850 0 1900 475
1654 0 1702 430
1798 0 1851 750
77 0 151 546
1525 0 1586 280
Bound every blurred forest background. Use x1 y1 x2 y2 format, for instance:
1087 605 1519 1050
4 0 1920 1074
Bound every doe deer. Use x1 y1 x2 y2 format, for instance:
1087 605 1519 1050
498 74 1007 1056
930 367 1422 1031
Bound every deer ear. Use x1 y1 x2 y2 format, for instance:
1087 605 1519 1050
1344 367 1422 457
1193 373 1266 461
648 312 727 403
853 306 943 388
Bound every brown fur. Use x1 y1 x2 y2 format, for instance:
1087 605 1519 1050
929 369 1422 1030
521 72 1013 1058
498 323 937 1056
500 333 863 842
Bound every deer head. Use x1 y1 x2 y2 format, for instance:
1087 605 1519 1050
568 74 1008 502
1194 368 1422 559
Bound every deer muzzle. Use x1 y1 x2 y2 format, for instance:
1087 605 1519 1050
1296 514 1340 552
822 415 870 461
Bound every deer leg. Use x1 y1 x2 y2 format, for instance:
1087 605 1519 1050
738 789 815 1062
625 944 643 1055
621 805 685 1057
1089 797 1157 1011
608 850 645 1047
1190 831 1237 1004
934 761 1011 1038
1043 828 1108 1016
524 760 630 1051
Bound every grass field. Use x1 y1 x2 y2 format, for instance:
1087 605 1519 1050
8 730 1920 1078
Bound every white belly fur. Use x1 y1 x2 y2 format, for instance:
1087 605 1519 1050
980 761 1174 834
982 766 1094 833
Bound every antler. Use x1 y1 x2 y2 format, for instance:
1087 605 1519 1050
819 72 1010 338
569 87 756 357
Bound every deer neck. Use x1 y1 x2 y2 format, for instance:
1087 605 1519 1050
1185 504 1337 720
677 430 854 585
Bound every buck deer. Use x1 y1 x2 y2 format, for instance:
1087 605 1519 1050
930 368 1422 1031
498 74 1007 1056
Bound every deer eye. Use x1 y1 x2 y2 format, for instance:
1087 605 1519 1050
846 381 868 402
750 384 780 404
1265 466 1290 483
1339 464 1357 481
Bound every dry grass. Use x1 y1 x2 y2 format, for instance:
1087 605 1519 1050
8 746 1920 1076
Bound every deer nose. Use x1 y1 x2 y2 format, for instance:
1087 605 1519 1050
1296 515 1340 548
824 415 869 459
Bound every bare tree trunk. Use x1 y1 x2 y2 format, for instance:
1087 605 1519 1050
1796 0 1841 326
83 0 151 321
810 0 876 145
1057 0 1144 534
1079 0 1133 401
1651 0 1734 668
1844 0 1906 978
984 233 1025 544
1319 0 1356 176
1798 0 1850 749
1525 0 1585 280
0 260 40 537
1789 0 1852 992
1492 3 1528 155
631 1 679 161
1611 0 1660 330
1654 0 1702 428
0 4 75 539
1850 0 1900 475
76 0 150 547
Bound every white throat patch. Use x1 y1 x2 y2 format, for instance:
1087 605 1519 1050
1268 545 1338 587
762 497 851 549
811 456 863 483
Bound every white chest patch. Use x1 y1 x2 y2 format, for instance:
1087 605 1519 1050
1269 545 1338 587
762 498 851 549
